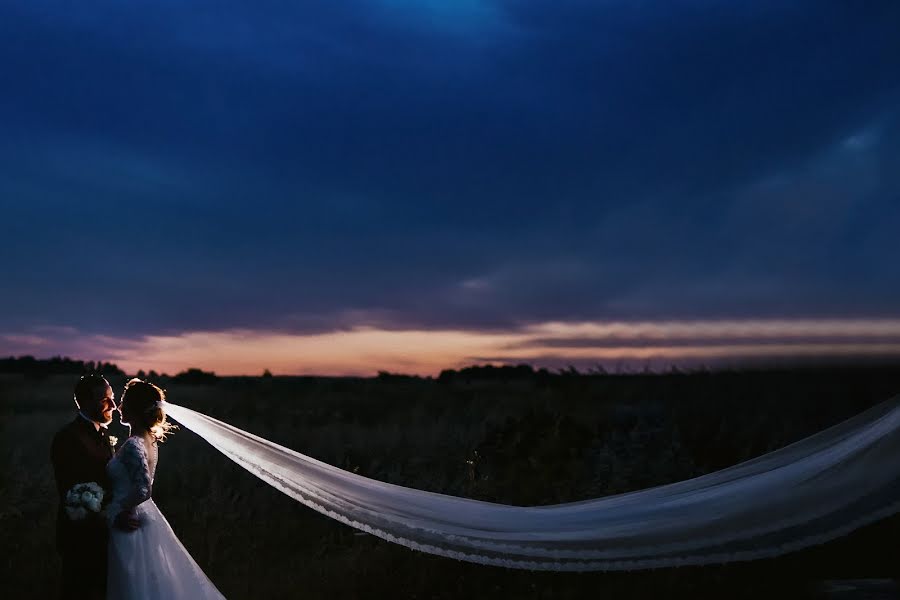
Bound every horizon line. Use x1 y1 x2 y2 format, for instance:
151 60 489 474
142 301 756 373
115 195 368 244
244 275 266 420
5 317 900 377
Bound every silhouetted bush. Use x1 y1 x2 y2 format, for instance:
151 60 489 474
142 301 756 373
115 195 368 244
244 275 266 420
172 368 219 385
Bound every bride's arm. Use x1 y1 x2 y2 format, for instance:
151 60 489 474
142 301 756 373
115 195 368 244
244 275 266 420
110 438 152 529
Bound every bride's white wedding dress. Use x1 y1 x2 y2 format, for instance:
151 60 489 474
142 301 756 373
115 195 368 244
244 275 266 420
106 436 225 599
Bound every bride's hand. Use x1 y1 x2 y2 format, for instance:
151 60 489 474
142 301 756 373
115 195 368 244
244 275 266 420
113 510 140 532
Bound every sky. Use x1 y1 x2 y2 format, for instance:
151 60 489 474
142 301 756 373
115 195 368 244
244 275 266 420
2 1 900 375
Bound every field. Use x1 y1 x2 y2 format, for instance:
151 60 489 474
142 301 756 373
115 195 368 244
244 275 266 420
2 366 899 598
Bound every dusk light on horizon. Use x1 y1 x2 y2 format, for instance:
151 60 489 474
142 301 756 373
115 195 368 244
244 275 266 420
5 318 900 376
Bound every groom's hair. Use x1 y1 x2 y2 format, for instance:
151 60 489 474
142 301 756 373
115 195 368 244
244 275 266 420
74 374 110 409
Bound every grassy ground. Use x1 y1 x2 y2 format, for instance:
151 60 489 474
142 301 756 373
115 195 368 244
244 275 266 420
1 367 899 598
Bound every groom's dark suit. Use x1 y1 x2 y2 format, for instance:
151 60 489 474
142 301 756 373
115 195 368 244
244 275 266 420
51 414 114 600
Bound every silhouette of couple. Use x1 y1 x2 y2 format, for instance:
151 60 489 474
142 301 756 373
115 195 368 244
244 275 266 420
51 374 223 599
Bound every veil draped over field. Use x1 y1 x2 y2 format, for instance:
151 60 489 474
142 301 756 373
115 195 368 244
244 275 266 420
165 397 900 571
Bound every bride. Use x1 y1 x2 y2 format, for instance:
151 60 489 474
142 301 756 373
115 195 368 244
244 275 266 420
106 378 224 599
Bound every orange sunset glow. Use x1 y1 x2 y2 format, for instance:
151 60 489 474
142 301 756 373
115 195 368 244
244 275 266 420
7 318 897 376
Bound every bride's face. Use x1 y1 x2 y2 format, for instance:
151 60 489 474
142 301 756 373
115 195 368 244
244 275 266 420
117 402 131 426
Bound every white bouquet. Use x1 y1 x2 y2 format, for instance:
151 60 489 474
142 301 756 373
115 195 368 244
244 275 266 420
64 482 104 520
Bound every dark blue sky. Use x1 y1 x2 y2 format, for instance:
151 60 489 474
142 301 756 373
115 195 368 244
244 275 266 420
2 2 900 372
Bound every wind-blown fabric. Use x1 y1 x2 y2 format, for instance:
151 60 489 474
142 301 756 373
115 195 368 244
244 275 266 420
165 397 900 571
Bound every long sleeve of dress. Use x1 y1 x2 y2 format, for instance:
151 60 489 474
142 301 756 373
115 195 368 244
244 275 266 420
107 437 152 525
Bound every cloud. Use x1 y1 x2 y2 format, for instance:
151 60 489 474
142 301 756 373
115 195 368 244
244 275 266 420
1 2 900 345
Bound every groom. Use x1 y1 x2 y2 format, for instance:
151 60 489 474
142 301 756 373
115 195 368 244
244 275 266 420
50 374 122 600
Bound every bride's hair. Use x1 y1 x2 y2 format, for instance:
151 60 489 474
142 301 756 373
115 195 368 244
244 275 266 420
120 378 177 442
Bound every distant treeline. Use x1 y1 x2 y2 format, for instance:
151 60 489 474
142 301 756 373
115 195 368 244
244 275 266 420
0 355 125 376
434 363 688 385
0 356 220 384
375 364 591 384
6 356 900 388
438 364 570 383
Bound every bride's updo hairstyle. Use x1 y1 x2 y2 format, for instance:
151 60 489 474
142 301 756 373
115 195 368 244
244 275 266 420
120 378 177 441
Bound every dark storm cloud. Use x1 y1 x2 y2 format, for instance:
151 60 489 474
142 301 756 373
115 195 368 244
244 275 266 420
1 1 899 341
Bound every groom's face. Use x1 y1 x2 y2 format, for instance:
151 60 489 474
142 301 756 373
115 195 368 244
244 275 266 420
84 384 116 425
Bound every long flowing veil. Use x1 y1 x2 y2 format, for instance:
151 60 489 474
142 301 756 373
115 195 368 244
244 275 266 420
165 397 900 571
